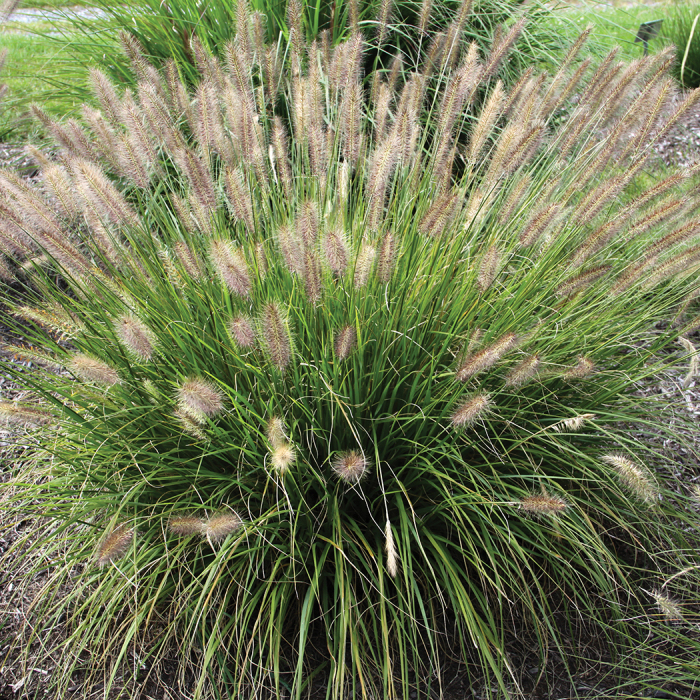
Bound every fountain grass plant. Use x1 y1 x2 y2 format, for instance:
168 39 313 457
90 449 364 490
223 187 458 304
2 6 700 698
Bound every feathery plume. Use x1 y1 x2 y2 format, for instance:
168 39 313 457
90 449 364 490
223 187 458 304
562 356 595 380
332 449 369 483
505 354 540 388
71 159 139 229
228 315 256 349
678 336 699 390
377 231 397 283
276 224 304 275
322 228 349 275
88 68 123 127
384 520 398 577
483 18 526 79
303 247 322 303
418 190 461 238
267 416 288 448
115 314 155 361
42 164 79 221
340 80 364 166
271 117 293 199
96 524 133 567
2 343 62 371
271 442 295 474
334 325 357 360
467 81 504 163
456 332 518 381
174 409 206 439
296 200 319 247
555 265 610 298
552 413 595 432
450 394 491 428
0 402 54 427
174 241 203 281
209 240 252 298
601 453 658 503
354 242 376 288
260 302 292 370
178 377 225 421
418 0 433 34
518 202 560 248
651 591 683 622
168 514 205 536
69 354 120 386
205 511 243 543
520 493 568 517
497 174 532 226
173 147 218 213
476 245 501 292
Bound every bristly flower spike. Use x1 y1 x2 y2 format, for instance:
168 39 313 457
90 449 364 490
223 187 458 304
229 315 256 349
96 524 133 567
260 302 292 370
204 511 243 544
177 377 225 422
115 313 155 361
385 519 398 577
450 394 491 428
332 450 370 483
168 514 206 536
335 325 357 360
601 453 658 503
69 354 120 386
519 492 568 517
271 442 296 475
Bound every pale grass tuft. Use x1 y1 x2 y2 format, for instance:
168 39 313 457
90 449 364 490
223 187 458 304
96 524 133 567
209 240 252 298
456 332 518 381
174 409 207 439
177 378 225 421
168 514 206 536
384 520 398 578
601 454 658 503
450 394 491 428
563 356 595 380
69 354 120 386
267 416 288 448
505 354 540 388
260 302 292 370
335 325 357 360
0 402 54 427
651 590 683 622
204 511 244 543
228 315 256 349
332 450 369 483
552 413 595 432
322 229 349 275
115 314 155 361
519 492 568 517
690 484 700 506
271 442 296 474
354 242 377 288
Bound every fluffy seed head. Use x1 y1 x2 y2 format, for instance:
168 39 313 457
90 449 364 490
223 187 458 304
174 409 207 439
520 493 568 517
335 325 357 360
267 416 288 448
601 454 658 503
168 515 205 536
178 377 225 421
205 511 243 543
271 442 296 474
552 413 595 432
354 242 377 288
0 402 54 427
322 229 349 275
228 315 256 349
450 394 491 428
505 354 540 388
456 332 518 381
651 590 683 622
385 519 398 578
210 240 252 298
563 356 596 380
96 524 133 567
332 450 369 483
69 354 120 386
260 302 292 370
115 314 155 361
377 231 397 283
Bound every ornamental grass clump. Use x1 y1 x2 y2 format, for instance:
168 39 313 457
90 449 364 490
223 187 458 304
3 8 700 699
